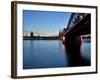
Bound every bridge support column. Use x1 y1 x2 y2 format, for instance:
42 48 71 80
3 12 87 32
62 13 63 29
64 35 84 66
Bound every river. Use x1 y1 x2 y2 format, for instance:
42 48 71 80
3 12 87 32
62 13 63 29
23 40 91 69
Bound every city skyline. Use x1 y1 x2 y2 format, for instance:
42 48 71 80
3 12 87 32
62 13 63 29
23 10 71 36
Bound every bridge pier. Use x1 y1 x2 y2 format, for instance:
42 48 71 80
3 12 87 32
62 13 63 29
63 35 85 66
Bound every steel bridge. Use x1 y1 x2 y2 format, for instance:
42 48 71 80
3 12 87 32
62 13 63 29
60 13 91 43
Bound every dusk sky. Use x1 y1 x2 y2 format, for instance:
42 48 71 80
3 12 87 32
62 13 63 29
23 10 71 36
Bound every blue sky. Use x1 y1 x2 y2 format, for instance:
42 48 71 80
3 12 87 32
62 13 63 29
23 10 71 36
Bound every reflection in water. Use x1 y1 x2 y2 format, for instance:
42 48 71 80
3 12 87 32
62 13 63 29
23 40 68 69
63 43 83 67
23 40 90 69
64 37 90 67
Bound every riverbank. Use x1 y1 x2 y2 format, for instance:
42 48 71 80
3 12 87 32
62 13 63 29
23 36 59 40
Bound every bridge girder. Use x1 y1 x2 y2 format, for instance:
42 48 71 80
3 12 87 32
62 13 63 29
65 14 91 37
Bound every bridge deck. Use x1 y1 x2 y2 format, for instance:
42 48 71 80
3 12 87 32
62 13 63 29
63 14 91 36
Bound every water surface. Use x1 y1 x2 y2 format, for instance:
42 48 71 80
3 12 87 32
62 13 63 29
23 40 90 69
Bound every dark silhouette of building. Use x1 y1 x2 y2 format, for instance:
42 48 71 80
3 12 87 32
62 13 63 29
30 32 34 39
